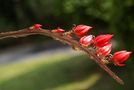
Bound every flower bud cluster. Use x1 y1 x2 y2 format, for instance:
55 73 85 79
72 25 131 66
50 24 132 67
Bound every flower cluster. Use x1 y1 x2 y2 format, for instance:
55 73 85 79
51 24 131 67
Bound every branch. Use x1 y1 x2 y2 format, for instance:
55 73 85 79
0 26 124 85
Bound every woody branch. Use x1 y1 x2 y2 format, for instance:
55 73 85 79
0 24 125 85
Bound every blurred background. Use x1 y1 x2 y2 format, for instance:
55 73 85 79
0 0 134 90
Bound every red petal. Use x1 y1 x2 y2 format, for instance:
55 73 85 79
94 34 113 47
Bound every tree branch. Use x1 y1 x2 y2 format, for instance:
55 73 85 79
0 27 124 85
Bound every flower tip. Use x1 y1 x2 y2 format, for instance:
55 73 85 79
127 51 132 55
107 44 112 49
107 34 113 38
107 43 112 47
33 24 42 29
125 51 132 58
88 26 93 29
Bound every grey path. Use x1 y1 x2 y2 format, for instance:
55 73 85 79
0 41 82 64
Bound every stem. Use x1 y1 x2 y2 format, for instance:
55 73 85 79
0 27 124 85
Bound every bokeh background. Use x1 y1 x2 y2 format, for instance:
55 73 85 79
0 0 134 90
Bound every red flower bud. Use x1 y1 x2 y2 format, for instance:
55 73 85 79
112 50 132 66
96 44 112 56
73 25 92 37
79 35 93 46
33 24 42 29
52 28 65 33
94 34 113 47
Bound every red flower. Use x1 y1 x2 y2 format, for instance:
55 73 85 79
96 44 112 56
112 50 132 66
33 24 42 29
73 25 92 37
79 35 93 46
94 34 113 47
52 28 65 33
